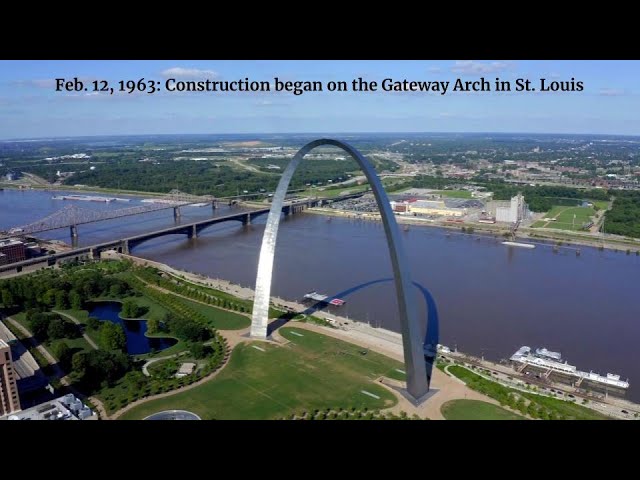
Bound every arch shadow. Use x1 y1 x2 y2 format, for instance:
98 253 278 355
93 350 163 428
267 277 440 387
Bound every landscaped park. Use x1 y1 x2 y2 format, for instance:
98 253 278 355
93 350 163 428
1 258 607 420
531 200 608 231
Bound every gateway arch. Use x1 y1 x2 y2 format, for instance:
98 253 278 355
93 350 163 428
250 138 429 400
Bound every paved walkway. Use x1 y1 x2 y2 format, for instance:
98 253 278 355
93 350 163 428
53 310 99 350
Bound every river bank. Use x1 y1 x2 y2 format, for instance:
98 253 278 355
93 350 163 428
105 252 639 419
305 207 640 254
0 182 170 198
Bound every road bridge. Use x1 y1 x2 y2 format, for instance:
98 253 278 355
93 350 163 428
0 196 334 278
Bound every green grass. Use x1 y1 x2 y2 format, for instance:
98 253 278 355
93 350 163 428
46 336 93 357
434 190 473 199
593 200 609 211
10 312 31 332
93 288 171 322
119 327 403 420
55 309 100 347
532 205 597 231
57 309 90 323
441 399 524 420
446 365 610 420
129 294 171 322
318 185 370 198
136 334 187 360
178 298 250 330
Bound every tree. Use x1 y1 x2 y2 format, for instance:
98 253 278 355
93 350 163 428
42 288 57 307
189 342 210 359
71 351 87 379
53 342 72 370
109 283 123 297
120 298 146 318
1 289 13 307
146 318 159 335
87 317 102 330
47 319 66 339
69 290 82 310
54 290 68 309
30 313 51 340
99 322 127 351
53 341 70 361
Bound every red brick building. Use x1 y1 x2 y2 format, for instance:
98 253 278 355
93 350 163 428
0 239 26 265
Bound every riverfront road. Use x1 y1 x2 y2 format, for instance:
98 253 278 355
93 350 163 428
5 316 108 419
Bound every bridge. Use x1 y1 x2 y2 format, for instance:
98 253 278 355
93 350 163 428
1 187 346 240
2 189 220 238
0 195 341 277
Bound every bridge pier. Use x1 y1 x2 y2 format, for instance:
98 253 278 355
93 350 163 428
190 225 197 238
173 207 181 220
121 240 129 255
70 224 78 239
211 201 217 210
243 213 251 226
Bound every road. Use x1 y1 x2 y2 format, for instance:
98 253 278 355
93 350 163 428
5 316 108 420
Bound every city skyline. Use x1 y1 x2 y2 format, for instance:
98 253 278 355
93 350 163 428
1 60 639 139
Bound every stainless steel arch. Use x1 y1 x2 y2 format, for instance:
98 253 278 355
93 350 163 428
250 138 428 399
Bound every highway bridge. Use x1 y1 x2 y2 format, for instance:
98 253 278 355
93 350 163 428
0 195 350 277
1 188 325 239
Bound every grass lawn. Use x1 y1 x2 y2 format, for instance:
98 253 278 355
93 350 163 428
441 399 524 420
94 289 171 322
435 190 473 199
130 294 171 322
316 185 370 198
119 326 403 420
532 205 596 231
47 336 93 356
593 200 610 211
178 298 250 330
56 309 99 346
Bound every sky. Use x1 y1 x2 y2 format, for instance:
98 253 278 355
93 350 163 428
0 60 638 139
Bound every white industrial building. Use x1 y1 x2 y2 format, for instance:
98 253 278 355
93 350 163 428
488 193 529 223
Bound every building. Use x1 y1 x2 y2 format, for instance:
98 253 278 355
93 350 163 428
488 193 529 223
1 393 97 421
0 239 26 265
390 199 465 217
0 339 20 416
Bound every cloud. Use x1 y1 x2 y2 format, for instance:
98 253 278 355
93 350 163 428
451 60 512 75
255 99 290 107
160 67 219 79
598 88 626 96
12 79 58 88
427 66 442 73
